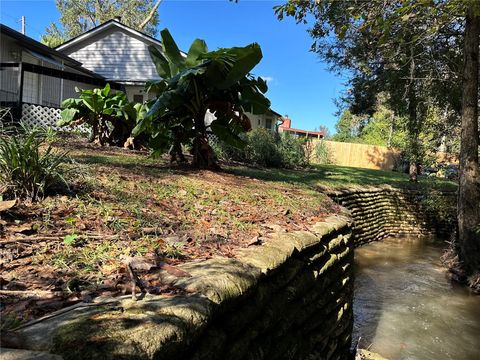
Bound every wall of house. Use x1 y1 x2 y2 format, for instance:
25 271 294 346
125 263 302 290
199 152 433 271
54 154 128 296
61 27 161 83
125 85 157 103
248 112 277 132
20 52 64 107
13 216 354 360
0 36 21 102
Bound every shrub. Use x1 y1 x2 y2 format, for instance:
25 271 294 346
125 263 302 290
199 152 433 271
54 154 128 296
245 128 282 167
314 140 332 165
277 132 306 168
0 126 70 201
212 128 307 168
58 84 142 147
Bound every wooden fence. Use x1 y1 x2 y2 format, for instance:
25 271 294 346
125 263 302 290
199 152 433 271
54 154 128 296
311 139 402 170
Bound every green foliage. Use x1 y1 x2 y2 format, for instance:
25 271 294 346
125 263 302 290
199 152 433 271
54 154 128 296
134 28 271 168
63 234 79 246
244 128 282 167
213 128 307 168
276 1 463 179
332 110 363 142
0 125 70 201
42 0 160 46
277 132 306 168
421 189 457 226
58 84 143 147
314 140 332 165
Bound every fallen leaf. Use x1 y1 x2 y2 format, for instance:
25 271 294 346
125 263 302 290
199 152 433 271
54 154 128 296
247 236 263 247
0 200 16 212
122 256 156 271
8 223 33 234
158 262 191 278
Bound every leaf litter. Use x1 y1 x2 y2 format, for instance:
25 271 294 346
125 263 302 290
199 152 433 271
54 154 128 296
0 136 340 329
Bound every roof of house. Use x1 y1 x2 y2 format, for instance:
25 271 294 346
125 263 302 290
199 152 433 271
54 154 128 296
281 127 325 136
279 117 324 137
0 23 104 79
56 19 163 51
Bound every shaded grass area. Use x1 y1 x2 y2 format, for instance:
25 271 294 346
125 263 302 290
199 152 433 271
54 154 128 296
227 163 457 191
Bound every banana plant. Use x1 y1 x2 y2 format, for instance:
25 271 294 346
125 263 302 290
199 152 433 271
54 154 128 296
58 84 139 146
133 28 271 169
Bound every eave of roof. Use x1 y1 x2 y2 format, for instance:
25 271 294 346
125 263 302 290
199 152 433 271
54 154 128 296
281 127 324 136
270 109 283 117
56 19 163 51
0 23 105 79
0 23 82 67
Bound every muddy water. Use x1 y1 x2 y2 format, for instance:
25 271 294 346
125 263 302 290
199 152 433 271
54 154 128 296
353 237 480 360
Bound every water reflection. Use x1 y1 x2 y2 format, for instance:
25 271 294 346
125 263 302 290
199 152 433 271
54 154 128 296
353 237 480 360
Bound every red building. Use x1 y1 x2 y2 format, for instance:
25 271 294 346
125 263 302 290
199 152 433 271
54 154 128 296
278 116 324 139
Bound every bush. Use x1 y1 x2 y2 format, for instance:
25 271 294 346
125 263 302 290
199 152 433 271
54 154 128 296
0 126 70 201
277 132 306 168
314 140 332 165
212 128 307 168
245 128 282 167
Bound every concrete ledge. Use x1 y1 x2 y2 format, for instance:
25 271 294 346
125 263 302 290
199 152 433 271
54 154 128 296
6 215 354 360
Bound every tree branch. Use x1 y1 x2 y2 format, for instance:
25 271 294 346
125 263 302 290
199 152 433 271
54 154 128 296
139 0 162 30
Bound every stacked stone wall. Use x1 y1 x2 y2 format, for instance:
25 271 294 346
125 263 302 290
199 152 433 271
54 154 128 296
328 187 456 246
7 216 354 360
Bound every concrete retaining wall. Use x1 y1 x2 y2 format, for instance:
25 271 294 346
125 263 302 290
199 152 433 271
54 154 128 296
6 215 354 360
328 187 456 246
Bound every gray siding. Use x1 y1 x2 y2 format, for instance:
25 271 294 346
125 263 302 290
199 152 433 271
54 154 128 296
62 28 161 82
0 37 21 101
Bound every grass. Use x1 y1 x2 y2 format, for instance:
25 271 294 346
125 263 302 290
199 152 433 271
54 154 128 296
227 163 457 191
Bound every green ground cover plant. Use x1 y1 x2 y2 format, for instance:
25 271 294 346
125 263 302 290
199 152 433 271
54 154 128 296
0 126 70 201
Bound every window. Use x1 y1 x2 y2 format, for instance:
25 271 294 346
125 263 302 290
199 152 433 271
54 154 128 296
133 94 143 103
265 119 272 130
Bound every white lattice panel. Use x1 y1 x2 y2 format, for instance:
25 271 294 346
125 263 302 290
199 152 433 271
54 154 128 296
21 103 89 133
21 103 61 128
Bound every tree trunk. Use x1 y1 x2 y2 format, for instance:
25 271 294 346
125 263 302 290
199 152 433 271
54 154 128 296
407 86 420 182
192 115 219 170
406 45 421 182
458 6 480 274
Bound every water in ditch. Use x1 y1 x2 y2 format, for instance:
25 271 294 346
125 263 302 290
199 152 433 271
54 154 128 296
353 236 480 360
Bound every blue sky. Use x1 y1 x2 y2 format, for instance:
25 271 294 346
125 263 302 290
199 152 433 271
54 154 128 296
0 0 346 133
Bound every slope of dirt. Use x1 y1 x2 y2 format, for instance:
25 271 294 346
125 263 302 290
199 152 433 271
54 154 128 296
0 137 340 329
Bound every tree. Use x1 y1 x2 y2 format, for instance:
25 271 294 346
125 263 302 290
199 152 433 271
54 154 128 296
331 110 363 142
318 125 331 139
133 29 271 169
41 0 162 46
275 0 463 182
457 4 480 279
275 0 480 284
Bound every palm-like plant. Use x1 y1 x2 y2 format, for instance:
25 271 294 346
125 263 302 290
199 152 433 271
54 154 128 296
58 84 138 146
133 29 271 169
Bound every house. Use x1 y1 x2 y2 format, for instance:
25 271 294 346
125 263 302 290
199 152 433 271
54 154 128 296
1 18 279 132
279 116 324 139
56 18 163 104
0 23 116 123
56 18 281 132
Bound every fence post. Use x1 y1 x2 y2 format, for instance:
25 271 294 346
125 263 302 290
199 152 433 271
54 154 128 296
16 62 24 121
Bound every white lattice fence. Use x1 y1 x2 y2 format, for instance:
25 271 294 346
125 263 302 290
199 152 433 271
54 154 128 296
206 133 219 145
21 103 60 128
21 103 88 133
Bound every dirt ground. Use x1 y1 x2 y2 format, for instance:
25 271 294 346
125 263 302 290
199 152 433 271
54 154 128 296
0 137 340 329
